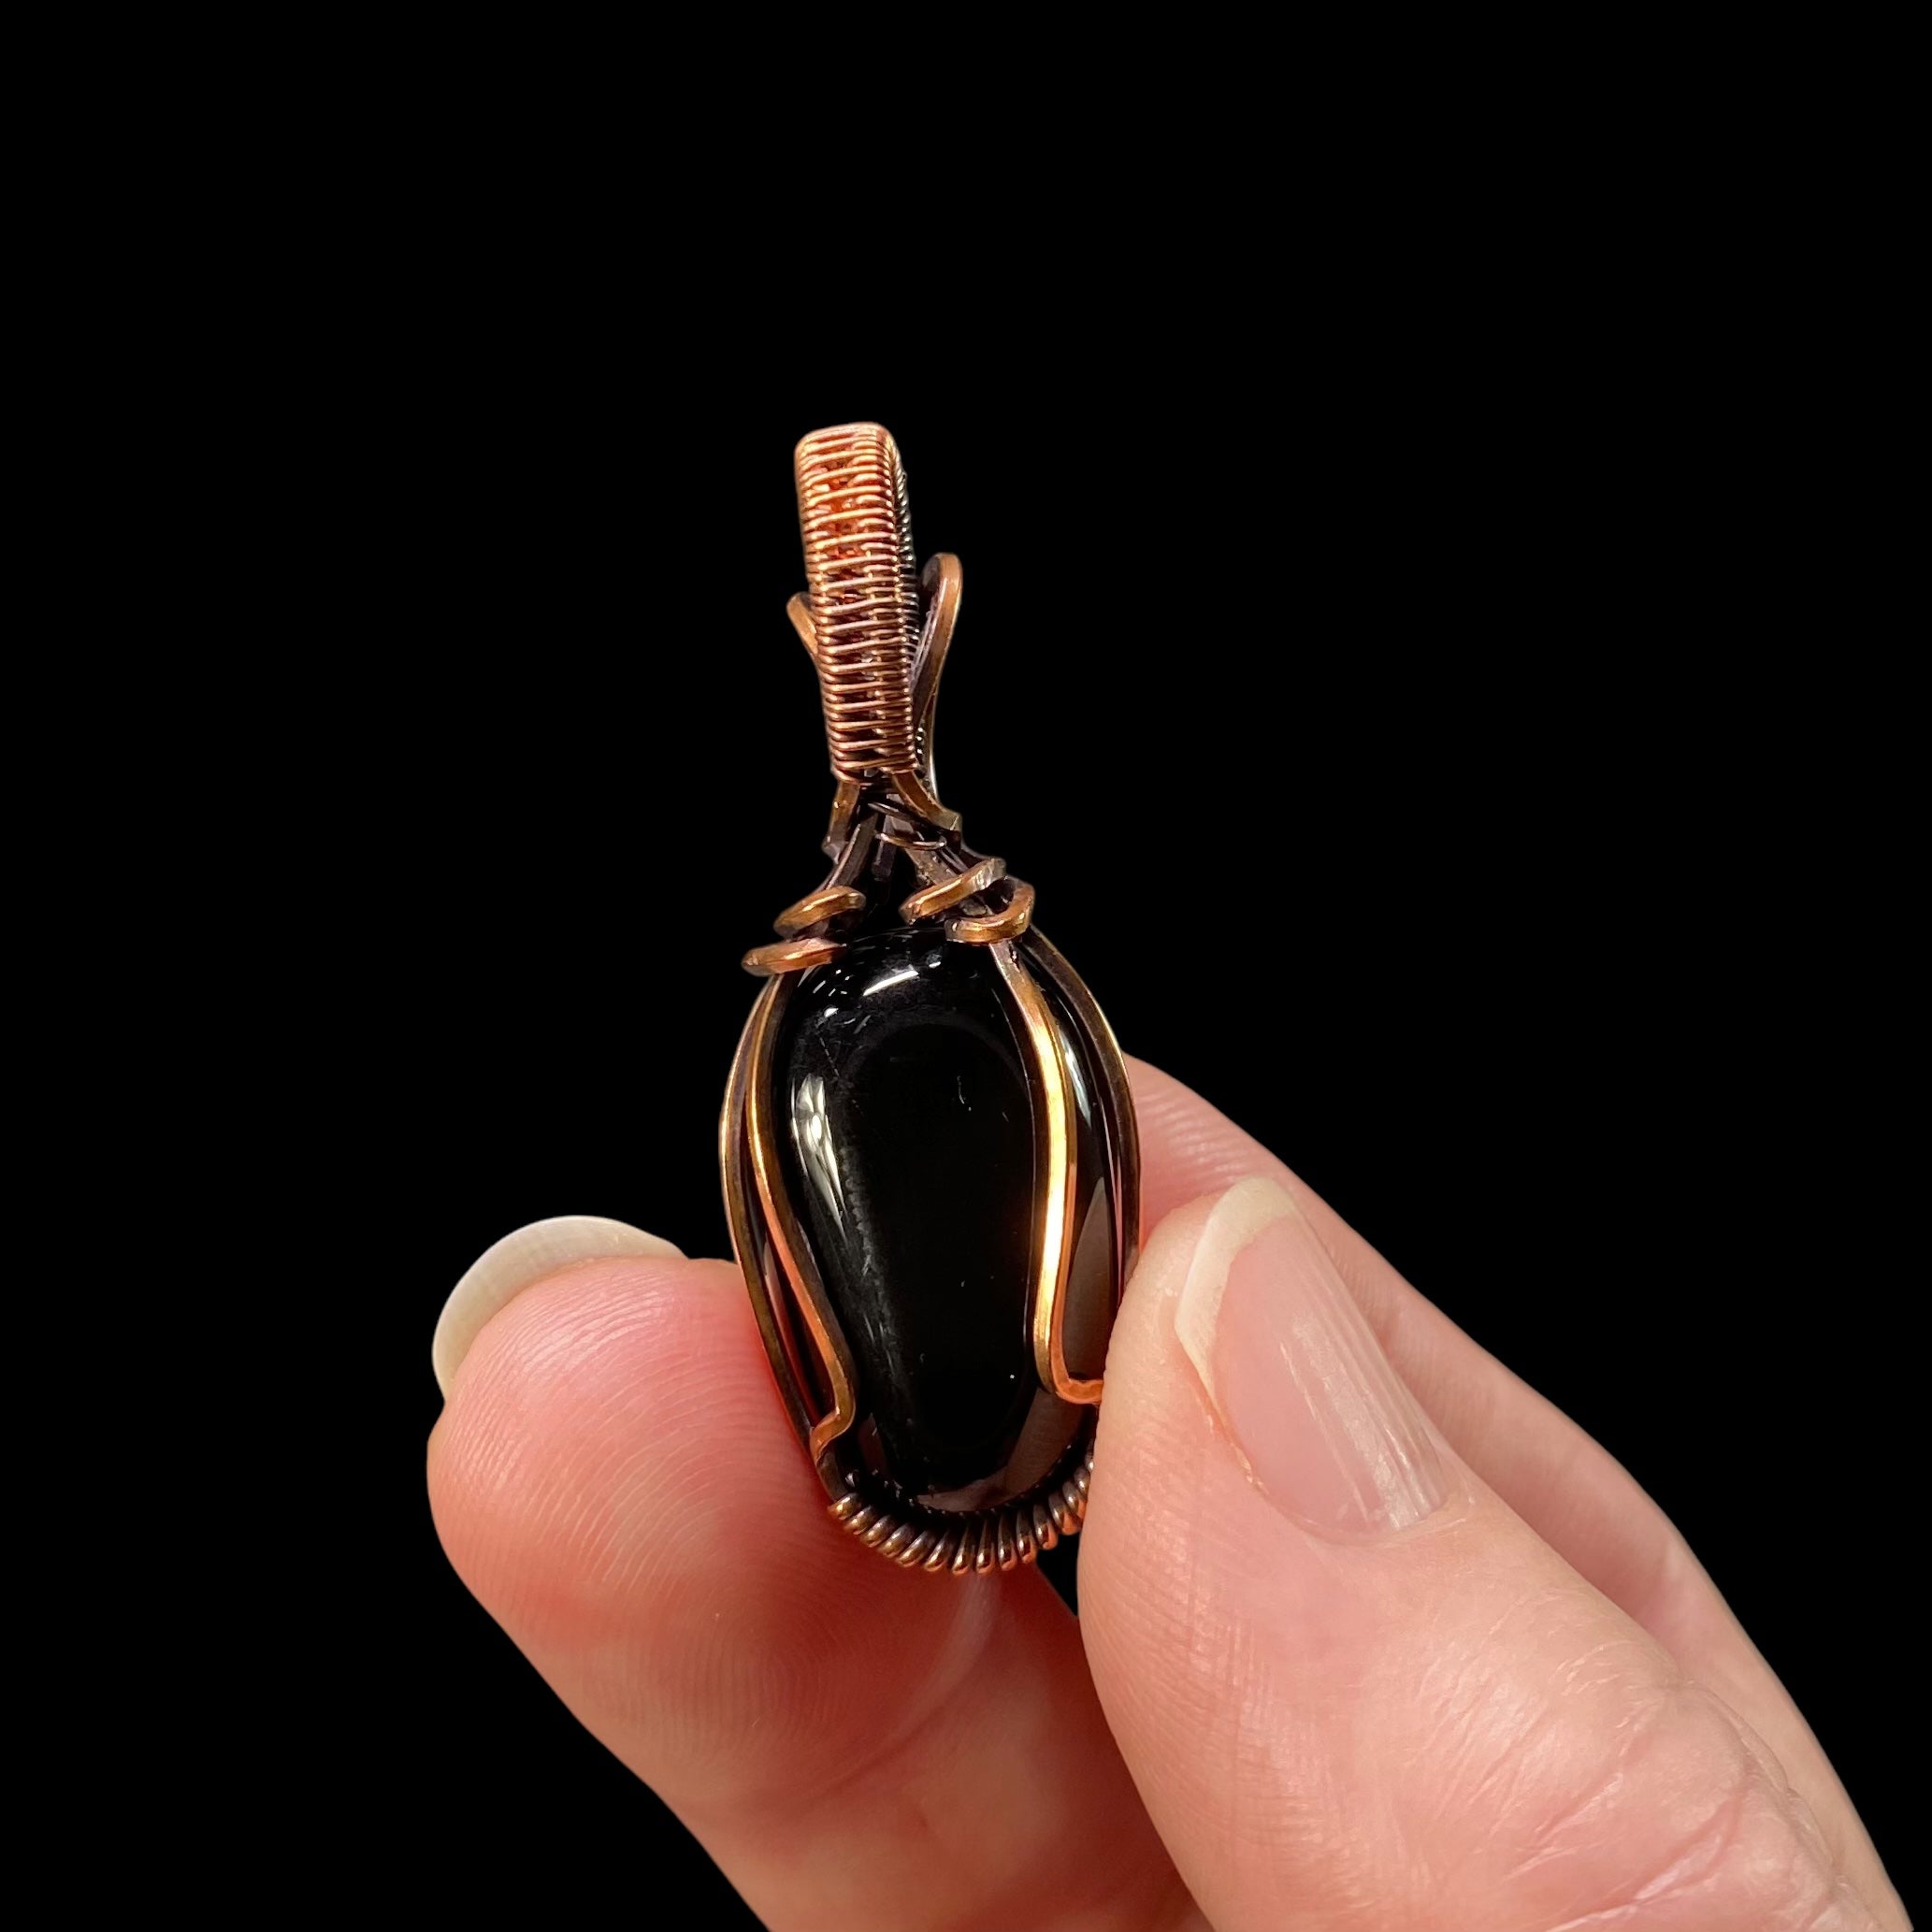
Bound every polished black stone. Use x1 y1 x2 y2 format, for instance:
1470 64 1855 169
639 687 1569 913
776 925 1116 1507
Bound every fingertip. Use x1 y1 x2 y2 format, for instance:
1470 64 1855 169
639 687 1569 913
428 1251 812 1623
431 1215 685 1396
425 1250 1014 1808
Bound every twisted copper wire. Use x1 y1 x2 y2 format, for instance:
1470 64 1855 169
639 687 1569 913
794 425 920 781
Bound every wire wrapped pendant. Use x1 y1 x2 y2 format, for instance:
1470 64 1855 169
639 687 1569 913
721 425 1140 1575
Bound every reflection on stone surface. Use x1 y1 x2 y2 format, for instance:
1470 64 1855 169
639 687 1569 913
775 927 1116 1506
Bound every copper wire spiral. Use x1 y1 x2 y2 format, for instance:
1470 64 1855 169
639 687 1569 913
794 425 921 781
828 1440 1095 1574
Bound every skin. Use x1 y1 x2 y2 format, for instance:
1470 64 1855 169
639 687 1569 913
427 1061 1906 1930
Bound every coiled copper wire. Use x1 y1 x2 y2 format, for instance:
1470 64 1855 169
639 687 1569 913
793 424 920 781
829 1439 1094 1572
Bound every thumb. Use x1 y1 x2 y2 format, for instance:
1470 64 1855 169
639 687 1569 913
1078 1179 1895 1932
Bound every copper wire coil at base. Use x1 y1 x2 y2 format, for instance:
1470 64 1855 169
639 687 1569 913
828 1440 1097 1574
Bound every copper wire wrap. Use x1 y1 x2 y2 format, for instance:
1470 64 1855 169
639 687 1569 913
743 426 1030 975
828 1441 1096 1573
726 425 1142 1571
794 425 921 782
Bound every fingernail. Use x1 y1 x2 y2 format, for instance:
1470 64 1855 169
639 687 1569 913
431 1215 683 1396
1174 1178 1446 1538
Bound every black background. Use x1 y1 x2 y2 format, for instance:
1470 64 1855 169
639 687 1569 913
332 327 1914 1923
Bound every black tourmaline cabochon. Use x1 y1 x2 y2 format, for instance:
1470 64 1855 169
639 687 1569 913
777 927 1115 1507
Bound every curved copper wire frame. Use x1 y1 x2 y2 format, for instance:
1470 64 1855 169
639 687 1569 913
991 941 1098 1406
723 423 1139 1568
742 974 858 1461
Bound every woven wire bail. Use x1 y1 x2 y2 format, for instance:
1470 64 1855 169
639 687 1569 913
793 425 921 784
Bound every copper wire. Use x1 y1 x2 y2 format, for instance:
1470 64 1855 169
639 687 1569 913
794 425 922 782
827 1440 1096 1573
900 857 1007 922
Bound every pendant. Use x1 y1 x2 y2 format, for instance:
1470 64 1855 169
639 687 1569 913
720 424 1141 1575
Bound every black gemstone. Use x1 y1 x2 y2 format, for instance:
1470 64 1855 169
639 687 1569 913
776 926 1115 1507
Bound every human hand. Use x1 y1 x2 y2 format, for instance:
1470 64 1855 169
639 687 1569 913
427 1060 1904 1930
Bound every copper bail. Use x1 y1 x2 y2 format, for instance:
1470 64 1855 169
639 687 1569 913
788 425 959 840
